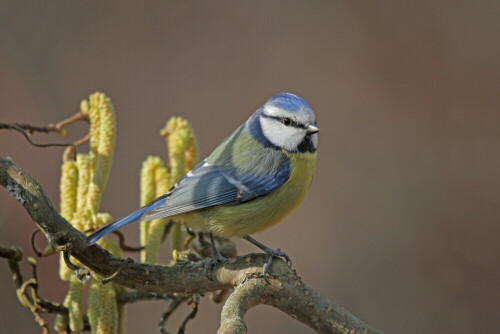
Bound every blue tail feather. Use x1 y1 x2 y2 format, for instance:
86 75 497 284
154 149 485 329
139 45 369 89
86 196 167 246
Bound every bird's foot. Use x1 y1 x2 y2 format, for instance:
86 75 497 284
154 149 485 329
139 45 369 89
242 235 293 284
262 247 292 284
203 251 227 281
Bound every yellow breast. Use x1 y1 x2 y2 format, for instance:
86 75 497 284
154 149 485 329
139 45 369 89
182 152 317 237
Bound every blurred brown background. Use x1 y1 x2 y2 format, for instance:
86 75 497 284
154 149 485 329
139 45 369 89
1 1 499 333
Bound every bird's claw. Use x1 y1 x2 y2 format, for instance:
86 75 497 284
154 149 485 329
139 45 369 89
262 247 292 284
203 252 227 281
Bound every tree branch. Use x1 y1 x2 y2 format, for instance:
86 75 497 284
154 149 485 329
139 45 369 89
0 156 382 334
116 291 177 305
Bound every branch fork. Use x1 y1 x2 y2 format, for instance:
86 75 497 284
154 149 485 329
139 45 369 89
0 156 382 334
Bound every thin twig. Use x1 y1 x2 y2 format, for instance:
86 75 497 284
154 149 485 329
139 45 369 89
0 111 90 162
3 122 63 136
183 223 197 249
54 110 89 129
5 110 89 136
31 229 55 257
31 230 44 257
63 133 89 162
101 258 134 284
33 313 50 334
161 220 175 243
111 230 144 252
63 249 90 283
178 296 199 334
63 249 80 272
0 123 76 151
0 245 23 261
159 296 188 334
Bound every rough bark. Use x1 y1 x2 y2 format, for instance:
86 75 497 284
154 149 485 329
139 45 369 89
0 156 382 334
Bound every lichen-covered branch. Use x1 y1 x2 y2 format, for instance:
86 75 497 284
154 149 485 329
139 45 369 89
0 156 382 334
116 291 177 305
219 268 379 334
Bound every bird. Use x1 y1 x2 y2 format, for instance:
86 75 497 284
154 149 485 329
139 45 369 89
87 93 319 283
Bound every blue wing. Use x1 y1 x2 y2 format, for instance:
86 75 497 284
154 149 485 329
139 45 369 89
87 158 290 246
139 158 291 220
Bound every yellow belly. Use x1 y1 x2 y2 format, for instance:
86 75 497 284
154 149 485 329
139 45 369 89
179 152 316 237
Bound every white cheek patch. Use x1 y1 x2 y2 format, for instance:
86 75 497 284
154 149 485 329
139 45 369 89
260 117 305 151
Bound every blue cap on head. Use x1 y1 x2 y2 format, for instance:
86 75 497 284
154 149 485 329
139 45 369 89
266 93 312 112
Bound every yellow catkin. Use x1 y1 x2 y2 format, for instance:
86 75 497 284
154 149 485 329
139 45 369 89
88 237 121 334
54 297 69 331
58 160 78 281
58 92 120 334
160 117 199 253
86 97 100 176
57 253 70 282
87 278 102 332
85 212 113 236
59 155 91 281
55 275 86 331
145 227 169 261
139 156 158 257
73 211 91 233
155 161 171 200
115 285 127 334
144 165 170 263
59 160 78 221
59 216 87 281
183 126 198 172
140 156 171 263
108 284 119 334
66 277 85 331
85 92 116 214
160 117 190 181
89 282 118 334
76 154 91 214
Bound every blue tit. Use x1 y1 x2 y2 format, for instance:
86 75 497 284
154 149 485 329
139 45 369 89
87 93 319 283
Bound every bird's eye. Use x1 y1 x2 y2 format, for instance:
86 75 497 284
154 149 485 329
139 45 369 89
282 117 292 126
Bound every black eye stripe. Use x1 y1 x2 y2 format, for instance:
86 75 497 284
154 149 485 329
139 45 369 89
261 114 307 129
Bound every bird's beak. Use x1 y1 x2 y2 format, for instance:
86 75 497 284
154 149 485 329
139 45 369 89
306 124 320 134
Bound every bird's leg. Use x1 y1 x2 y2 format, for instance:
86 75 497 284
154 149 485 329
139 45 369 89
243 235 292 284
209 233 227 262
203 233 227 280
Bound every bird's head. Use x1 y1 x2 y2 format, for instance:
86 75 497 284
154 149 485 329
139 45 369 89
247 93 319 153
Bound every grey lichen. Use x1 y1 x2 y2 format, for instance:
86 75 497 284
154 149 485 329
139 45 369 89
7 181 25 204
73 269 91 284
